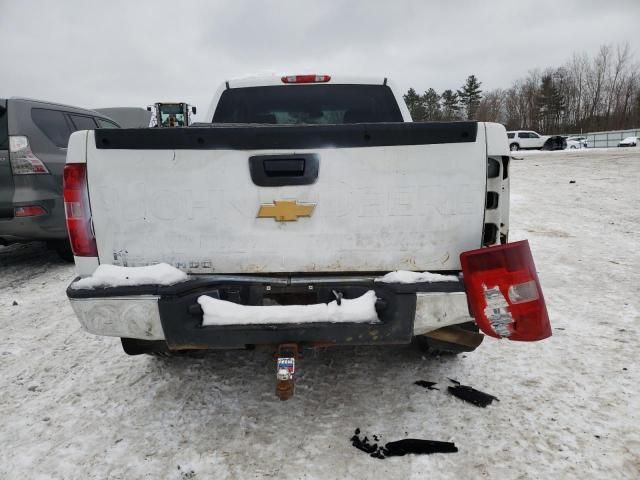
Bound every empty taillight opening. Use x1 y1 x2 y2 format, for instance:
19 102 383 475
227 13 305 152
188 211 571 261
15 205 47 217
63 163 97 257
281 74 331 84
486 192 499 210
460 240 551 341
483 223 498 246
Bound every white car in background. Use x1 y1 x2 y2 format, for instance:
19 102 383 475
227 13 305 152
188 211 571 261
618 136 638 147
506 130 550 151
565 136 588 149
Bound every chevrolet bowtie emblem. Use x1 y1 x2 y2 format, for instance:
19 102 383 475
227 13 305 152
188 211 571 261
257 200 316 222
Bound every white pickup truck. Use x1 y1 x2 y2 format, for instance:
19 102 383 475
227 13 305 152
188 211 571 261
64 74 550 373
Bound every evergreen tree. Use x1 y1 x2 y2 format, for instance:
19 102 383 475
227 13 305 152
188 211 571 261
457 75 483 119
537 74 565 132
423 88 442 120
403 88 426 121
441 89 460 120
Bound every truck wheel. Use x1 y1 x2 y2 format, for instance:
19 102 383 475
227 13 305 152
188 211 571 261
414 322 483 355
509 143 519 151
48 240 74 262
121 338 171 356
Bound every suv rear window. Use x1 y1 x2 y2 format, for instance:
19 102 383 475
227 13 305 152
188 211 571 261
96 118 119 129
0 100 7 150
69 114 97 131
507 132 514 139
31 108 72 148
213 84 403 124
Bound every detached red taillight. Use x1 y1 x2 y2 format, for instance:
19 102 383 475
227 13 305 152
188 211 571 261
63 163 97 257
281 74 331 84
460 240 551 341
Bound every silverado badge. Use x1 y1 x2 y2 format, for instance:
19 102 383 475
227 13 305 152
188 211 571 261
257 200 316 222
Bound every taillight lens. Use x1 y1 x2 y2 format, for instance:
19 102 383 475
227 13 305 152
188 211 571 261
460 240 551 341
63 163 97 257
9 136 50 174
281 74 331 84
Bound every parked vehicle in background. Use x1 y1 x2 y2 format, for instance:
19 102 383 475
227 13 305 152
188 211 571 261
565 136 588 149
618 136 638 147
506 130 550 151
95 107 152 128
0 98 119 260
541 136 566 151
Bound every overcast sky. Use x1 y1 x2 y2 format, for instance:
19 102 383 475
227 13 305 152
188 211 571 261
1 0 639 120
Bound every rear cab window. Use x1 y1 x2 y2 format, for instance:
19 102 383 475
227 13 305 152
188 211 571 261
0 99 8 150
213 84 403 124
31 108 72 148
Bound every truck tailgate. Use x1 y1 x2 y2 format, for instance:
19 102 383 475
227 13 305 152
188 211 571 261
85 123 488 273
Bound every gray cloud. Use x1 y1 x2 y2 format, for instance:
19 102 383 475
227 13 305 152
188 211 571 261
1 0 638 120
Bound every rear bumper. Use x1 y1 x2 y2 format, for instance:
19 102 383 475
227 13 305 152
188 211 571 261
66 274 474 348
0 197 67 242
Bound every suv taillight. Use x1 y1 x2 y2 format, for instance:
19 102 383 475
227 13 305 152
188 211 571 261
63 163 97 257
460 240 551 341
9 136 50 174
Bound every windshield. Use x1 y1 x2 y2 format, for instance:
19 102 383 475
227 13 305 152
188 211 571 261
212 84 403 124
158 104 186 127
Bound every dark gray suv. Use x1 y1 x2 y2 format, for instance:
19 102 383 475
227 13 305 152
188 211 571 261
0 98 119 260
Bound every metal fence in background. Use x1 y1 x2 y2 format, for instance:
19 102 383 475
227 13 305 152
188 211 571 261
559 128 640 148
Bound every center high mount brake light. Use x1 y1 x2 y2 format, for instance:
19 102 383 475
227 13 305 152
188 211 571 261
281 74 331 84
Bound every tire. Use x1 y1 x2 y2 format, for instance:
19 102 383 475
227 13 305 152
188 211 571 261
121 338 171 356
48 240 74 262
570 145 577 149
414 322 483 356
509 143 519 151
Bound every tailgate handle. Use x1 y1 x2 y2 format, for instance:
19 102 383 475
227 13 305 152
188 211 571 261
264 158 305 177
249 154 319 187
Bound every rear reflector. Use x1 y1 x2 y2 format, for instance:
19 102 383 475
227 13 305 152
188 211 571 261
63 163 97 257
15 205 47 217
281 74 331 84
460 240 551 341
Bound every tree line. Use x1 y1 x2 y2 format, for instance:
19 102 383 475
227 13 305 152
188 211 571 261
404 43 640 134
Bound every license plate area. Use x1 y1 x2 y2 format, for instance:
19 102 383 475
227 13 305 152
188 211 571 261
158 281 416 349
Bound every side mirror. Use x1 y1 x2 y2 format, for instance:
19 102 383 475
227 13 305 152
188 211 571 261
146 106 152 112
191 106 197 115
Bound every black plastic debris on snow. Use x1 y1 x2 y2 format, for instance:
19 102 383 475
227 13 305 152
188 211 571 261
351 428 379 455
351 429 457 459
384 439 458 457
447 378 499 408
414 380 439 390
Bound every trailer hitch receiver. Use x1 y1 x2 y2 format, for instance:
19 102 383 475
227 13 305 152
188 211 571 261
275 343 299 401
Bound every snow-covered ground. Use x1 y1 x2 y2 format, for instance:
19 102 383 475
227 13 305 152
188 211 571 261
1 149 639 479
